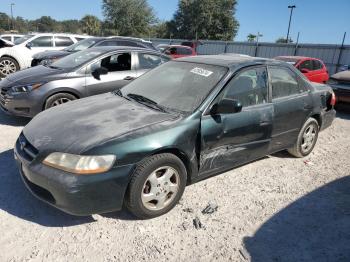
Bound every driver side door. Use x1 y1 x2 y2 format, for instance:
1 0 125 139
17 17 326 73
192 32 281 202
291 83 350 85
84 52 137 96
199 66 273 177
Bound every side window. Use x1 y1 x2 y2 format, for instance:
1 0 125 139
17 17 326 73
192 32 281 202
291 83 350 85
55 36 74 47
87 52 131 73
222 67 268 107
14 36 22 41
299 60 313 71
138 53 163 69
30 36 53 47
165 47 177 55
270 67 304 99
312 60 323 70
2 36 11 41
178 47 192 55
117 40 140 47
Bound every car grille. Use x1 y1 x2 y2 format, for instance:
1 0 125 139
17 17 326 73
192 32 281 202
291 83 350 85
16 133 39 162
0 86 11 106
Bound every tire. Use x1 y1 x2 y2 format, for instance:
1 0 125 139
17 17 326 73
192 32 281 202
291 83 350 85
125 153 187 219
44 93 77 110
287 118 319 158
0 57 20 78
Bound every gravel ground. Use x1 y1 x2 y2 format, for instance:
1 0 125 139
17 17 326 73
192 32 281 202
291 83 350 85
0 109 349 262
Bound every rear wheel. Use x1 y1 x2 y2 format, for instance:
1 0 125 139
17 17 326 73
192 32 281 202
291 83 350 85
125 153 187 219
0 57 19 78
44 93 77 110
288 118 319 158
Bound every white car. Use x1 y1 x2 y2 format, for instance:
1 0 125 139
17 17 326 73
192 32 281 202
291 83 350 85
0 34 24 43
0 33 90 78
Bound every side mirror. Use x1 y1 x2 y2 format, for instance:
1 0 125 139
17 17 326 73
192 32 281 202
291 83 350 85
26 42 33 49
210 99 242 115
91 67 108 80
300 68 310 73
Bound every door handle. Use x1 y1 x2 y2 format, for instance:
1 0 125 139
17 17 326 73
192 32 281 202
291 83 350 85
259 121 271 127
124 76 136 81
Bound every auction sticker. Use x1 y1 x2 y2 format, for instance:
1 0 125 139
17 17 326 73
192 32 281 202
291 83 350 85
190 67 213 77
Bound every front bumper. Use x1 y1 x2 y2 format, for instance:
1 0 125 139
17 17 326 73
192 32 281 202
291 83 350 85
14 136 134 216
0 91 43 118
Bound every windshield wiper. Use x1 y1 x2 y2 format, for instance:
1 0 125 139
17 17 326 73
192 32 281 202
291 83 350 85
127 93 167 113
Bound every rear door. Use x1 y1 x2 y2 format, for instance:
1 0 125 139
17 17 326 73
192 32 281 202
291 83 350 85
84 52 137 96
199 66 273 176
268 66 313 152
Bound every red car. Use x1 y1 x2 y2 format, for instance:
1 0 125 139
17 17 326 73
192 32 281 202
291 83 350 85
162 45 197 59
275 56 329 83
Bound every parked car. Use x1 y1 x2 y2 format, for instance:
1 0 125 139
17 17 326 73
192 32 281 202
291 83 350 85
15 55 335 218
0 34 24 43
0 33 90 78
0 47 170 117
31 36 157 67
328 70 350 104
162 45 196 59
274 56 329 83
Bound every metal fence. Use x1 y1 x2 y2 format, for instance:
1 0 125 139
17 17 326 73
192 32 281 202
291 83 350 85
151 38 350 75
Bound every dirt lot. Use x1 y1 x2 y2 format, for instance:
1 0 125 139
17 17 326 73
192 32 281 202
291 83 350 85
0 109 349 262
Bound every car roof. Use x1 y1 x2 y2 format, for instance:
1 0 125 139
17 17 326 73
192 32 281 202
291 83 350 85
276 56 318 60
167 45 192 49
177 54 276 68
27 33 90 37
88 46 160 53
106 36 152 43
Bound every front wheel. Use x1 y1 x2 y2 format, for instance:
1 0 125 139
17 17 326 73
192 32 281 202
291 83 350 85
44 93 77 110
288 118 319 158
125 153 187 219
0 57 20 78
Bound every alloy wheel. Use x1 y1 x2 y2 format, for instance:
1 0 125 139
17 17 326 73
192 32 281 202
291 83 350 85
301 124 317 154
0 59 17 76
141 166 180 211
51 98 72 107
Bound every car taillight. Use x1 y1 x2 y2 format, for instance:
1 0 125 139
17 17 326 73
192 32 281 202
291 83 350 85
330 92 336 106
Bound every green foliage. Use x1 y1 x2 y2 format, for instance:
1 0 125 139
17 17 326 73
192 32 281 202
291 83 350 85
102 0 156 37
247 33 257 42
276 37 293 43
168 0 239 40
81 15 101 35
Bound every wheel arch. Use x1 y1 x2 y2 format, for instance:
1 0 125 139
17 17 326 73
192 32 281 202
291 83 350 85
151 147 193 184
310 113 322 128
42 89 81 110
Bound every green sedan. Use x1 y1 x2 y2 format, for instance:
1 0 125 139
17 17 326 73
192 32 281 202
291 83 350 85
15 55 336 218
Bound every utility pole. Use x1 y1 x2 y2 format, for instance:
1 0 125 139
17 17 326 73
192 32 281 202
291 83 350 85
286 5 296 43
10 3 15 31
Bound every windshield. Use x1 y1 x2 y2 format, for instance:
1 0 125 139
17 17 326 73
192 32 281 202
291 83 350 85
121 61 228 112
64 38 101 52
14 34 34 45
50 49 104 69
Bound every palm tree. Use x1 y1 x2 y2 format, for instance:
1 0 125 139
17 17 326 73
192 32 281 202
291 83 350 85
81 15 101 36
247 33 257 42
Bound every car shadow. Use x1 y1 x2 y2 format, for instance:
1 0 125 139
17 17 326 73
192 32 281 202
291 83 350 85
0 111 30 127
244 176 350 262
0 149 97 227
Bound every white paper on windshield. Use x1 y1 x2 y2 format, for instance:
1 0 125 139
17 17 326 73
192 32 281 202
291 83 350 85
190 67 213 77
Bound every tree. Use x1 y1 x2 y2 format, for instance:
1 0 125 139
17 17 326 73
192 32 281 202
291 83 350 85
247 33 257 42
61 20 82 34
81 15 101 35
168 0 239 40
276 37 293 43
102 0 156 37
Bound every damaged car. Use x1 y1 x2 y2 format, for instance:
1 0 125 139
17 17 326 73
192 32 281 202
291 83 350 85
15 55 336 219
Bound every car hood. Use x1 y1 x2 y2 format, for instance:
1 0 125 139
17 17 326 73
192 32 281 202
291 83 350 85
23 93 178 154
5 65 70 85
331 71 350 82
33 50 70 60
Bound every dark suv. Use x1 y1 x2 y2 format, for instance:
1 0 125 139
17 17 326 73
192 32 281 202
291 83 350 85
31 37 156 66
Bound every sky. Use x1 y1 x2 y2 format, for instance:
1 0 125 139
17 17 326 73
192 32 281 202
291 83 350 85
0 0 349 44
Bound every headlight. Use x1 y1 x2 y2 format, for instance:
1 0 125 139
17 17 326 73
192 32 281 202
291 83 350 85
43 152 116 174
40 58 59 66
11 83 45 93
